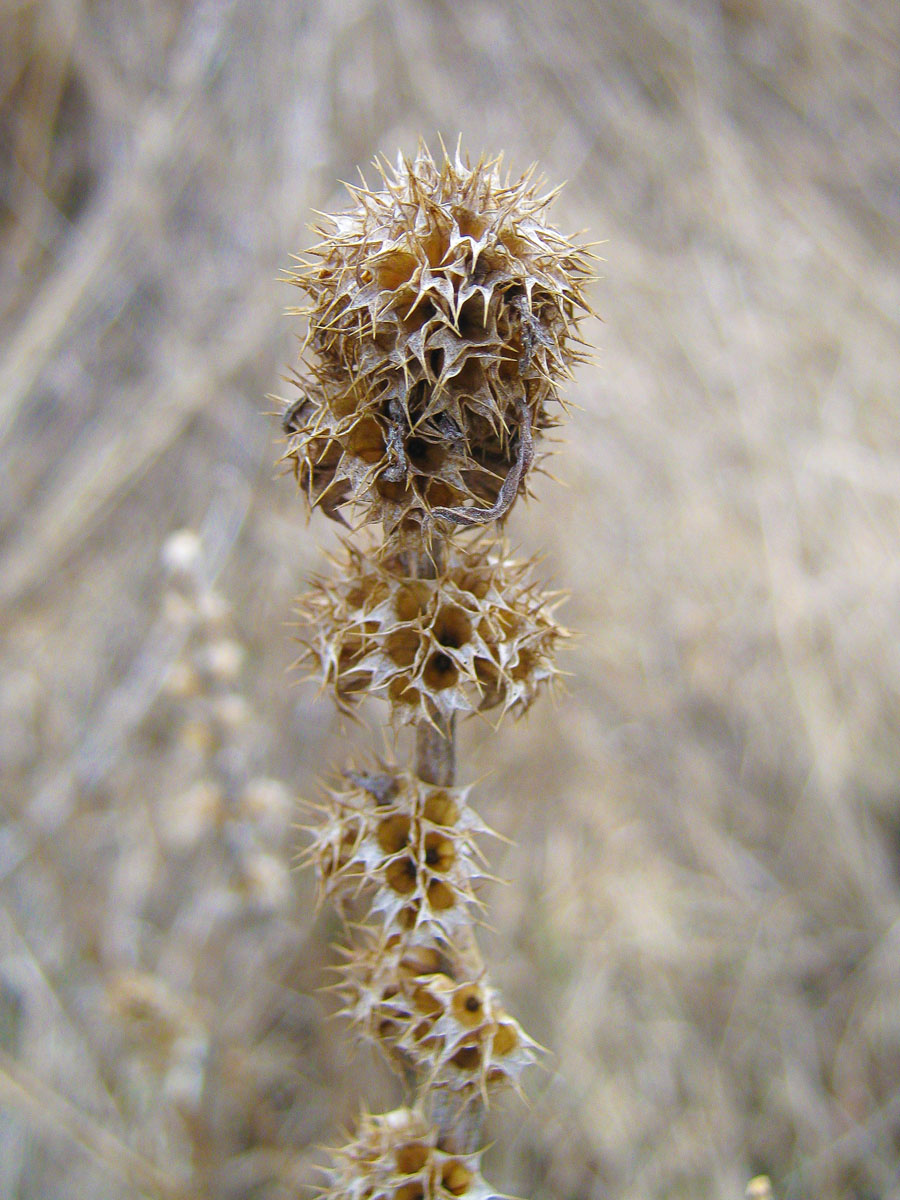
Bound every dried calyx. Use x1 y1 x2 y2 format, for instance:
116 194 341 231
323 1108 494 1200
296 537 566 726
305 768 492 942
338 938 538 1099
283 142 592 534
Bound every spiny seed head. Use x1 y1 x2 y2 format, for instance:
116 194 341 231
296 537 566 726
323 1108 494 1200
283 142 593 534
306 769 491 942
339 940 538 1097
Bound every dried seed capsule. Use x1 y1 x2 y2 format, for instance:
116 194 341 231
284 143 592 531
305 769 491 943
338 940 539 1098
296 537 566 726
323 1108 495 1200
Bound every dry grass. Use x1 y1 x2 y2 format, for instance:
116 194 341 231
2 1 900 1197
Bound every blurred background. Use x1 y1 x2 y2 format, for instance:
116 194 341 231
2 1 900 1197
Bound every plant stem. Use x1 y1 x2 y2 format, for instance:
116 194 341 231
428 1086 485 1156
405 537 485 1152
411 537 456 788
415 714 455 787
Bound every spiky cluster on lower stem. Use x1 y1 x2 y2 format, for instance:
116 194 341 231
284 143 590 1197
336 936 538 1100
297 538 566 725
323 1108 494 1200
305 769 492 943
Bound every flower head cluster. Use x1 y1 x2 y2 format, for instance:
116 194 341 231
322 1108 494 1200
306 769 491 942
283 142 592 533
338 939 538 1098
297 539 565 725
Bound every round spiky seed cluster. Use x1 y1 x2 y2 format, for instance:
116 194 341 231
284 143 592 532
339 940 538 1097
297 540 565 725
307 769 491 941
323 1108 494 1200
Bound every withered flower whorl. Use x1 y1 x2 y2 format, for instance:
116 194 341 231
339 941 539 1098
284 142 592 533
295 537 566 726
305 768 491 943
323 1108 495 1200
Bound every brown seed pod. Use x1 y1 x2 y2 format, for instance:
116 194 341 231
304 769 492 942
323 1108 494 1200
339 941 539 1098
295 536 566 726
284 142 593 532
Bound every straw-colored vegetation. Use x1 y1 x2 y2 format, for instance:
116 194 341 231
288 141 590 1193
1 2 899 1199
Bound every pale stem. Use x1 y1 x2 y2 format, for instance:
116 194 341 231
411 537 457 789
409 541 484 1154
428 1088 485 1156
415 714 456 787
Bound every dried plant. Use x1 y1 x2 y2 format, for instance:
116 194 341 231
98 530 311 1197
282 142 592 1196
